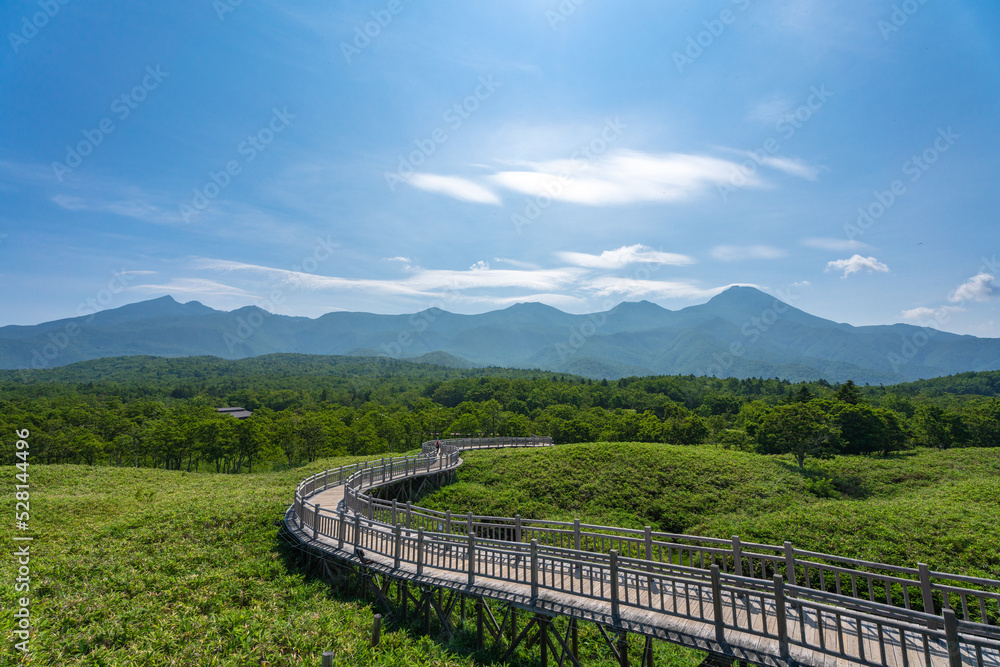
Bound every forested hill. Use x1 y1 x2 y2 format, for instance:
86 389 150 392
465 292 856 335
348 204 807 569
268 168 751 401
3 288 1000 383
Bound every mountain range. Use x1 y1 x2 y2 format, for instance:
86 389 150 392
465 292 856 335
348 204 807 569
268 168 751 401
2 286 998 384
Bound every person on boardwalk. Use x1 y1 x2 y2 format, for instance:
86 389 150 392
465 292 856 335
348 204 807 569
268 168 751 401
435 440 440 457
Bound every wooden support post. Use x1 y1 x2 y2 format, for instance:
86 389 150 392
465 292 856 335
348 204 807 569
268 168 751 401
476 598 484 650
371 613 382 647
354 512 362 549
571 617 579 661
393 524 402 569
783 541 796 585
710 564 725 645
399 579 407 621
416 528 425 576
643 635 654 667
773 574 790 662
515 514 523 543
610 549 621 623
617 630 629 667
574 519 582 578
313 503 321 540
321 650 333 667
732 535 743 577
510 606 518 645
392 498 398 526
338 464 344 485
337 509 345 549
406 501 412 529
531 539 539 601
445 510 452 536
540 615 549 667
944 608 962 667
467 511 474 537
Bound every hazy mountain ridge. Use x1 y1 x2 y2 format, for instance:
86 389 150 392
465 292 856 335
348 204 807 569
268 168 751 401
2 287 998 383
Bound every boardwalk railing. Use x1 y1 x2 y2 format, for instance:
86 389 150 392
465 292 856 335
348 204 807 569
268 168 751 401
291 438 1000 667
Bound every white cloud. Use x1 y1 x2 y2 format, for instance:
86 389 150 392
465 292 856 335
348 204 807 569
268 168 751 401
948 273 997 303
556 244 695 269
490 150 763 205
800 237 868 252
383 256 411 263
469 260 490 271
584 277 757 300
408 173 501 205
129 278 258 298
197 258 587 297
758 156 820 181
493 257 540 270
710 245 787 262
825 255 889 278
901 305 965 322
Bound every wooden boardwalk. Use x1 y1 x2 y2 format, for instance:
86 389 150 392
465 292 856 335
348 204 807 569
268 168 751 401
286 438 1000 667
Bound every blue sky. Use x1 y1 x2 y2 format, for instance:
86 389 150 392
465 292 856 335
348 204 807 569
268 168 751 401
2 0 998 336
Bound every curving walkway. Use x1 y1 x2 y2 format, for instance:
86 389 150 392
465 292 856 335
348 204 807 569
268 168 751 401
285 438 1000 667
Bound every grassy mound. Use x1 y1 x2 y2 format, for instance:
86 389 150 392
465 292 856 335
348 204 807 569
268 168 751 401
419 443 1000 578
0 458 705 666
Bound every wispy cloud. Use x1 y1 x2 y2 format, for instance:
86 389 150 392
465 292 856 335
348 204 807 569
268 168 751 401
710 245 787 262
584 277 756 300
800 237 868 251
825 255 889 278
556 244 695 269
408 147 815 207
901 305 965 322
130 278 259 298
409 173 502 205
948 273 997 303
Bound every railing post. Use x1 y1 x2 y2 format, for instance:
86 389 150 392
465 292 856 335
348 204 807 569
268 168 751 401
337 509 345 549
732 535 743 577
574 519 582 578
467 511 474 538
416 527 425 576
919 562 935 615
943 608 962 667
392 499 398 526
313 503 321 540
338 465 343 484
515 514 523 543
610 549 621 624
530 539 539 601
468 532 476 586
773 574 790 661
710 564 725 645
323 468 328 490
445 510 452 536
406 501 412 529
394 524 402 569
354 513 362 549
783 541 796 585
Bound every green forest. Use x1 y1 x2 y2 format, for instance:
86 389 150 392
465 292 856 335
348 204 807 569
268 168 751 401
3 354 999 472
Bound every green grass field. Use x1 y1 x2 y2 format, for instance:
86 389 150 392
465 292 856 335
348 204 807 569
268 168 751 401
419 443 1000 579
3 443 998 665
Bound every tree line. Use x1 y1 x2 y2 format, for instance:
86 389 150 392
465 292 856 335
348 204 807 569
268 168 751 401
2 356 999 471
